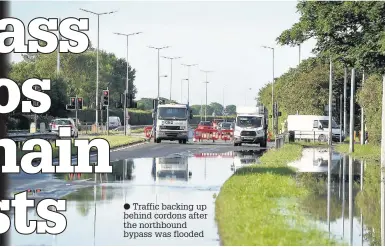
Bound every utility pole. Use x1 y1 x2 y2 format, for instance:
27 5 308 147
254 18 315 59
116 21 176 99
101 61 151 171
340 94 343 143
148 46 170 141
261 46 275 138
57 18 61 75
203 81 209 121
114 31 142 135
148 46 170 100
200 99 203 122
201 70 213 121
182 63 198 106
162 56 181 101
344 67 348 137
106 86 109 136
328 58 333 146
381 74 385 246
298 44 301 65
181 78 188 103
349 68 355 153
361 70 365 145
80 8 117 131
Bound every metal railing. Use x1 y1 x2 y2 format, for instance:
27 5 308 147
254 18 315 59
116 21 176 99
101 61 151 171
275 134 286 149
7 132 60 142
288 130 334 143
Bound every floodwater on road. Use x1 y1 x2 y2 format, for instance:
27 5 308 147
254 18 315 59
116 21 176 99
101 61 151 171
288 147 381 246
9 149 265 246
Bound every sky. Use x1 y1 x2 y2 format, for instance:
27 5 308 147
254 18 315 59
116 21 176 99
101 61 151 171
10 1 316 106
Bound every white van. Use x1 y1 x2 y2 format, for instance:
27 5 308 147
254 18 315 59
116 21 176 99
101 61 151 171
287 115 344 142
109 116 121 130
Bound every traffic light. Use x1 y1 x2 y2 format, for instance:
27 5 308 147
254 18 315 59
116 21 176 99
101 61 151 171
126 94 133 108
66 97 76 110
126 94 137 108
103 90 109 106
32 85 41 107
77 97 83 110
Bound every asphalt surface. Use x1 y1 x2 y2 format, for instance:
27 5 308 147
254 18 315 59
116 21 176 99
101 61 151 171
108 139 274 160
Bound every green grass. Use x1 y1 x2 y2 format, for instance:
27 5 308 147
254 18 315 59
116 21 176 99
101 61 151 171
16 135 145 161
215 143 343 246
131 128 144 133
335 143 380 161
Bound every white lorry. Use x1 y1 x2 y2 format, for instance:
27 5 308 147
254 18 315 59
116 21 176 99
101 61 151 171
153 102 192 144
153 157 190 182
233 105 268 147
286 115 344 142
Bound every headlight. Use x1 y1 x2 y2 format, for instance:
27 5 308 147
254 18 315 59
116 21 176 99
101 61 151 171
180 126 186 130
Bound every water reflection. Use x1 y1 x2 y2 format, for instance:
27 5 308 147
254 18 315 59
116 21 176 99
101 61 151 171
11 150 266 246
294 147 380 246
151 157 191 182
231 150 264 172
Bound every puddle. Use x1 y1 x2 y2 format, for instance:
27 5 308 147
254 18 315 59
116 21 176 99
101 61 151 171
289 147 381 246
9 150 265 246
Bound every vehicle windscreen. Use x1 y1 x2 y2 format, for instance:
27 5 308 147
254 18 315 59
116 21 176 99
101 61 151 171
158 107 187 120
222 123 232 128
319 120 338 128
109 117 120 122
236 116 262 128
54 119 72 125
199 121 211 126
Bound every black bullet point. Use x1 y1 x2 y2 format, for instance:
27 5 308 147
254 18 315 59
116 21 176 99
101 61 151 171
124 203 130 210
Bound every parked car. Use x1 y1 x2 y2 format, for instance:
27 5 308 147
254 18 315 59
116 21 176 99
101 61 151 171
49 118 78 137
219 122 233 131
109 116 121 130
197 121 213 130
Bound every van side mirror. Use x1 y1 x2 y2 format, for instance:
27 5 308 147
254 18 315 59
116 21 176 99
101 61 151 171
152 111 155 119
318 125 323 130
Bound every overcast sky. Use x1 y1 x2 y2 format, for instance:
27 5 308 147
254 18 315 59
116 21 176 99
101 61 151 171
10 1 316 106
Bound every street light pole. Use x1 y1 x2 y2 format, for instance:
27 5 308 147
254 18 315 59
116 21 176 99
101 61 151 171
148 46 170 101
113 31 142 136
203 81 209 121
182 63 198 106
181 78 188 103
162 56 181 101
200 70 213 121
80 8 117 131
261 46 275 138
57 17 61 75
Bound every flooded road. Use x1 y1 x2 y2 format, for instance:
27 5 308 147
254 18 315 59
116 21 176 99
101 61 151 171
9 149 265 246
288 147 380 246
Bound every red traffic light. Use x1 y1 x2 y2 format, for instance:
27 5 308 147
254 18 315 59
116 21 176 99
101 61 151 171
104 90 109 95
78 98 82 102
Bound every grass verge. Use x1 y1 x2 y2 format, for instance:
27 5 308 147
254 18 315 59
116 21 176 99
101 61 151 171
17 135 145 161
215 143 342 246
335 143 380 161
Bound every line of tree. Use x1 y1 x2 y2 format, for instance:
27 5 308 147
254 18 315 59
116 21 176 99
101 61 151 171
258 1 385 144
7 45 137 128
136 98 236 116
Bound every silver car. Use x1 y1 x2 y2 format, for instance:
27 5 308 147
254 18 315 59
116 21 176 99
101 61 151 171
49 118 78 137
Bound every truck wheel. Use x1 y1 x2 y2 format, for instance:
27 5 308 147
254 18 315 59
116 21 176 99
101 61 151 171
183 139 187 144
260 139 267 148
156 138 161 143
179 140 182 144
233 142 238 146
